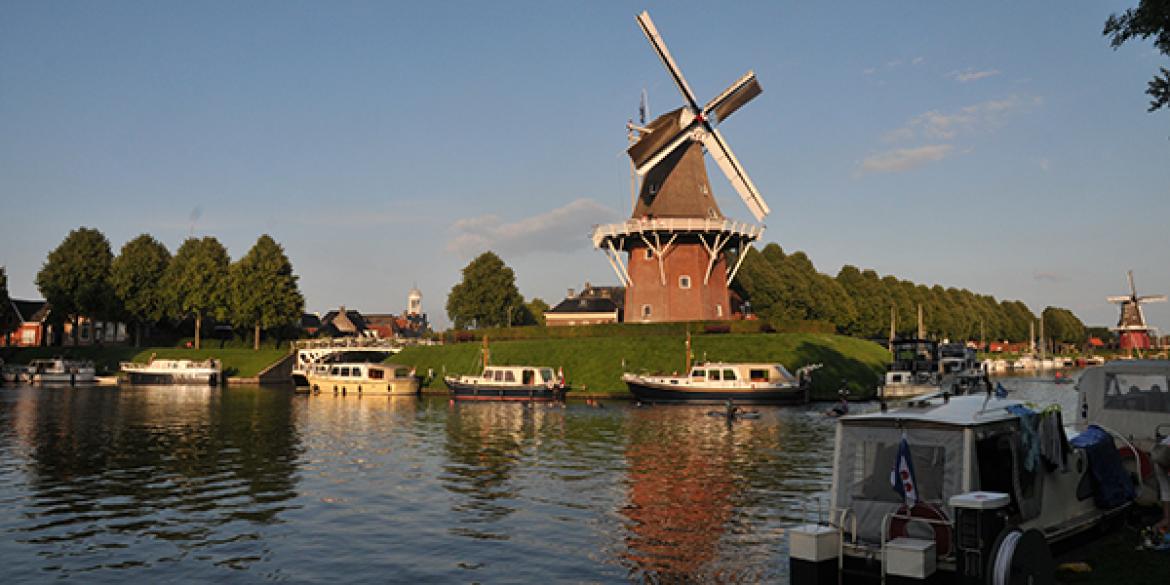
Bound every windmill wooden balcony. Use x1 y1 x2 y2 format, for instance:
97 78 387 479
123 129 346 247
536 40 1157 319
591 217 764 289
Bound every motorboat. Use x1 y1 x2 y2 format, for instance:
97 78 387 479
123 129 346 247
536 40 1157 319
623 362 819 404
1074 359 1170 505
120 357 222 385
304 361 419 395
789 392 1134 584
881 339 988 399
10 358 97 386
445 365 566 402
290 337 401 387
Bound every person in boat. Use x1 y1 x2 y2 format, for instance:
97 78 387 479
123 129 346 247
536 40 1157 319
1153 439 1170 532
725 399 740 418
827 392 848 417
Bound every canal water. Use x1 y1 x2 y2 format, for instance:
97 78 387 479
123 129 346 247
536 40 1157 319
0 377 1076 583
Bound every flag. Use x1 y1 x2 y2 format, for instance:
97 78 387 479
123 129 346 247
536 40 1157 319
890 435 920 506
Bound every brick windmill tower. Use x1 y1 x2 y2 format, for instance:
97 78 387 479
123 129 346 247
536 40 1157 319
592 11 769 322
1108 270 1166 351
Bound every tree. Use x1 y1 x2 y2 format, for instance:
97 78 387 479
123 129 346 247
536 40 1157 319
1042 306 1087 347
35 227 114 346
164 237 230 350
110 234 172 347
229 235 305 350
1104 1 1170 112
524 298 549 326
0 266 15 344
446 252 526 329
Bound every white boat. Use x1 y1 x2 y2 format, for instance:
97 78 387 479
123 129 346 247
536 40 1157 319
18 358 97 385
622 362 818 404
1075 359 1170 505
789 392 1133 583
291 338 401 387
120 358 222 386
305 362 419 395
881 340 988 399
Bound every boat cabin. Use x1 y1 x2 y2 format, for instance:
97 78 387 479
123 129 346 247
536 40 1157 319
477 366 557 387
684 363 796 385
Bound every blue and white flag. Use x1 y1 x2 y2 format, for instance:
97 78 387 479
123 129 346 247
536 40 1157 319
890 435 920 506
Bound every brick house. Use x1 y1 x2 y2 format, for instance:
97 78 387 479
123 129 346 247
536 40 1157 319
545 284 625 327
1 300 51 347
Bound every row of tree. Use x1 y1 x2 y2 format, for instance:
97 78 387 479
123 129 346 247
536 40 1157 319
732 243 1088 344
32 227 304 349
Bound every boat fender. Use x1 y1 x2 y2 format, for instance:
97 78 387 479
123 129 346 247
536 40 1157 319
888 502 953 557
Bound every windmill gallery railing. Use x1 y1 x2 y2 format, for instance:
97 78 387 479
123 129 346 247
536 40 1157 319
591 217 765 289
590 217 764 249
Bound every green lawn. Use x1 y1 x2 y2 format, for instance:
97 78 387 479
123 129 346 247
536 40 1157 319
0 346 287 378
393 332 890 399
1055 525 1170 584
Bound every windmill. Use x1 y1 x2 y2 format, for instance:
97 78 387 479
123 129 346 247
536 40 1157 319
1108 270 1167 352
592 11 770 322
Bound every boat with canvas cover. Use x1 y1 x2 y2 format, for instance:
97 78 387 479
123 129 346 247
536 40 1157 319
789 390 1135 584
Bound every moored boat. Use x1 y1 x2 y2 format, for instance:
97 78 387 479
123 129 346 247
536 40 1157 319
444 365 566 402
789 392 1135 584
15 358 97 386
120 357 222 386
304 361 419 395
623 362 817 404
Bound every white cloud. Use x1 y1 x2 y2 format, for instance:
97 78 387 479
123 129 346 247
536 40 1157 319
446 198 620 258
1039 158 1050 172
948 68 1001 83
912 57 925 65
860 144 954 174
885 95 1038 143
863 67 877 76
1032 270 1066 282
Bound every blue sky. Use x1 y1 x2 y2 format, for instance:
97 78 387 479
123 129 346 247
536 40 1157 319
2 1 1167 332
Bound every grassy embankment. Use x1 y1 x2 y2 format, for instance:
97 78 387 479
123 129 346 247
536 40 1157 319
0 346 286 378
393 332 890 399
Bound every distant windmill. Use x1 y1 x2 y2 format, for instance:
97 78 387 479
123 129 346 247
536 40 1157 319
1108 270 1167 352
593 11 770 322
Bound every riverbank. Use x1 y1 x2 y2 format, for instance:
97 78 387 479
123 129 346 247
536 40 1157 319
393 332 889 400
0 346 287 379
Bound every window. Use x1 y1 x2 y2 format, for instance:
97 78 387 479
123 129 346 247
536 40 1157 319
330 367 340 376
21 328 35 345
679 275 691 289
641 304 652 319
541 369 554 383
369 368 385 380
851 441 946 503
1103 373 1170 413
504 371 516 383
722 369 737 381
708 370 721 381
691 369 705 378
340 367 351 377
749 369 769 382
644 248 653 260
715 304 723 317
523 370 534 385
494 370 505 382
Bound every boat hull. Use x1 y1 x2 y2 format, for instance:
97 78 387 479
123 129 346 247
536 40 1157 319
444 378 565 402
306 375 420 396
125 371 219 386
624 380 806 404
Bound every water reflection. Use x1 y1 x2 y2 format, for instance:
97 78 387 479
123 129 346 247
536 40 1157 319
619 405 835 582
0 385 301 580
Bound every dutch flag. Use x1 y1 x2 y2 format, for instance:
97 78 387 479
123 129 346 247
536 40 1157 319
890 435 919 506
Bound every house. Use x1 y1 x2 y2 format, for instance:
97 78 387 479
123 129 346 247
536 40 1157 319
1 299 51 347
318 306 369 337
545 284 625 327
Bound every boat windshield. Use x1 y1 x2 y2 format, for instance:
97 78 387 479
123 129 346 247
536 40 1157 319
1103 372 1170 413
834 425 962 543
540 368 554 383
